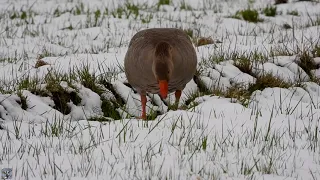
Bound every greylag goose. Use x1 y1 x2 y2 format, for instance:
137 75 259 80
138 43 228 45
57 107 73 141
124 28 197 120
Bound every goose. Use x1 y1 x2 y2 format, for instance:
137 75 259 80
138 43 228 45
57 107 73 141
124 28 197 120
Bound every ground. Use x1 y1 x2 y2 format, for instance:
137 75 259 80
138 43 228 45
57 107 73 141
1 0 320 179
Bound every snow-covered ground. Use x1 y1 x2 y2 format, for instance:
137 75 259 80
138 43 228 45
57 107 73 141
1 0 320 179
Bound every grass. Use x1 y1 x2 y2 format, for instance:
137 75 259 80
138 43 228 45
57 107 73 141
0 0 320 179
100 99 121 119
297 51 318 78
275 0 288 4
263 5 277 17
9 9 37 25
305 14 320 27
16 91 28 110
35 59 49 68
183 75 212 108
157 0 170 9
195 50 303 107
231 8 263 23
234 57 253 75
189 54 295 107
213 84 251 106
73 2 85 15
180 1 193 11
0 57 18 63
44 72 82 114
248 72 292 93
240 9 261 22
12 66 124 119
196 37 215 47
313 45 320 57
233 52 268 75
287 10 299 16
125 2 140 19
183 28 194 38
76 65 124 120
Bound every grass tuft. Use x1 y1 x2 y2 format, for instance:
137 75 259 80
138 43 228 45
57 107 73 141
180 1 193 11
248 73 292 93
282 23 292 29
210 72 294 107
263 5 277 17
16 91 28 110
17 77 40 93
297 51 318 77
193 74 210 93
100 99 121 120
35 59 49 68
305 14 320 27
76 65 102 95
213 84 251 106
17 71 81 115
183 28 194 38
312 45 320 57
48 85 81 115
53 7 61 17
157 0 170 11
76 66 122 120
287 10 299 16
125 2 140 19
196 37 215 47
73 2 85 15
42 118 64 137
232 8 263 23
158 0 170 6
234 57 253 76
88 116 113 122
274 0 288 4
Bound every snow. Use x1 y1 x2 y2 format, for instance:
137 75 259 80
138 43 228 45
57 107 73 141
271 55 310 81
67 82 104 120
0 0 320 179
214 61 256 86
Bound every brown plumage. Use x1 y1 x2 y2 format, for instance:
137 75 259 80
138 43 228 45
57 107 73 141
124 28 197 120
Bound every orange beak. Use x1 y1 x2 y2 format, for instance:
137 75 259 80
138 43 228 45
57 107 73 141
158 80 168 99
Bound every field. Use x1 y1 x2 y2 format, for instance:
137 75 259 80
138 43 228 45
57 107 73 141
1 0 320 179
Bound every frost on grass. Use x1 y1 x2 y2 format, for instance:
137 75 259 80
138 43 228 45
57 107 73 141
1 0 320 179
2 92 320 179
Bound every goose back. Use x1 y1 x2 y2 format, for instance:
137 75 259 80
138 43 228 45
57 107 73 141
124 28 197 95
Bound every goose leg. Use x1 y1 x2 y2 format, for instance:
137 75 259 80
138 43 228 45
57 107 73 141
174 90 182 109
140 94 147 120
